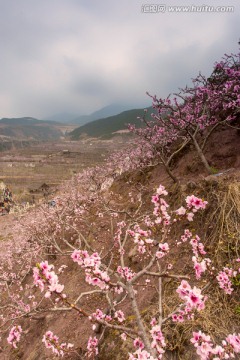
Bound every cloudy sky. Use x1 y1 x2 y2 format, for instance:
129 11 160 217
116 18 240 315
0 0 239 119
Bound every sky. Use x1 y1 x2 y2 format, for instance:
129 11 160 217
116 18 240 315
0 0 239 119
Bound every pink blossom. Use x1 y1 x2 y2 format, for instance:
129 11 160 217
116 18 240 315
7 325 22 349
226 333 240 353
42 330 74 357
185 195 208 210
129 348 156 360
133 338 144 349
115 310 125 323
156 185 168 196
192 257 210 279
217 267 236 294
87 336 99 357
71 249 110 290
187 212 194 221
176 206 186 215
121 333 127 341
33 261 64 297
117 266 135 281
191 331 240 359
176 281 206 318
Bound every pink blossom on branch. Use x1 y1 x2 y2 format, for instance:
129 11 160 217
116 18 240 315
33 261 64 297
129 348 156 360
87 336 99 358
71 249 110 290
42 330 74 357
7 325 22 349
216 267 238 294
173 280 207 322
185 195 208 211
191 330 240 360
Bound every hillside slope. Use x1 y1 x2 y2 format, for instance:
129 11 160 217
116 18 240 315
69 107 153 139
0 123 239 359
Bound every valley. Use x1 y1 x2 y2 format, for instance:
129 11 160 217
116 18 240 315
0 136 128 204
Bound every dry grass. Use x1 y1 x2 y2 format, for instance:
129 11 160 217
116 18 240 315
200 177 240 263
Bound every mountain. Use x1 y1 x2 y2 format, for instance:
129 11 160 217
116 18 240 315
69 107 153 139
0 117 60 126
0 117 63 141
43 104 148 126
43 113 78 124
70 103 139 126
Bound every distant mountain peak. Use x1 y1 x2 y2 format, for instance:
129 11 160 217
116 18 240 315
71 103 139 126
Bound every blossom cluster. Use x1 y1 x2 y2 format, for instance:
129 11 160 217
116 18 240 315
190 234 211 280
217 267 238 295
128 225 153 254
7 325 22 349
176 229 211 280
128 320 166 360
117 265 136 281
114 221 127 245
33 261 64 298
192 256 211 280
130 339 154 359
90 308 112 323
71 249 110 290
89 308 125 324
42 330 74 357
129 348 157 360
176 195 208 222
176 280 206 310
151 185 170 225
173 280 206 322
87 336 99 358
185 195 208 211
191 330 240 360
150 323 166 358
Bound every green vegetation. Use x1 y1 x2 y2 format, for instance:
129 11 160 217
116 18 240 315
69 107 154 139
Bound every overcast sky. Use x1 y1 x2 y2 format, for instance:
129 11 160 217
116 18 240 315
0 0 239 119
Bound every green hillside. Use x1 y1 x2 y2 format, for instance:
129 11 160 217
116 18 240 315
69 107 153 139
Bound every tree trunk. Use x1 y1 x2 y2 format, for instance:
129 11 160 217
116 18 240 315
191 135 213 174
157 152 179 183
127 284 156 356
